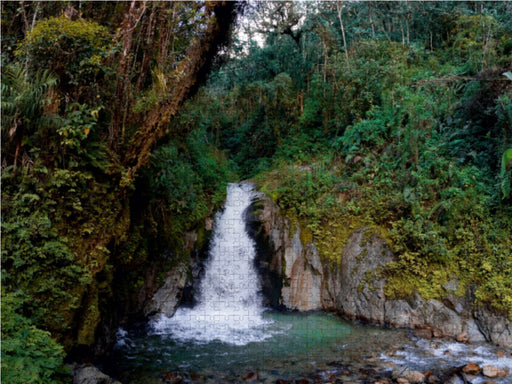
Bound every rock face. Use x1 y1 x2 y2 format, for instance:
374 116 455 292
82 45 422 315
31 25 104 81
246 196 323 311
281 226 323 311
141 230 211 319
321 228 392 323
143 263 188 317
250 193 512 348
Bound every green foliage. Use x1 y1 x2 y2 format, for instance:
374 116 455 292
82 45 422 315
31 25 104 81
502 148 512 198
1 66 58 161
1 159 131 352
1 291 69 384
143 126 232 235
446 14 503 73
16 15 111 93
58 103 101 150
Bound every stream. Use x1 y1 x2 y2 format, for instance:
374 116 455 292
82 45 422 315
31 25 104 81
106 183 511 383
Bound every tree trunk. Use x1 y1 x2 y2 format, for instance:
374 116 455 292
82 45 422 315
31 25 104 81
135 2 158 93
368 2 375 38
110 0 147 147
123 1 238 183
336 1 350 68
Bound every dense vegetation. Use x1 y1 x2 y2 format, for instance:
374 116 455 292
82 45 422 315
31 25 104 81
1 2 236 382
184 2 512 314
1 1 511 383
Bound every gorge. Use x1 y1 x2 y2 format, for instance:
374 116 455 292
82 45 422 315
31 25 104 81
2 2 511 383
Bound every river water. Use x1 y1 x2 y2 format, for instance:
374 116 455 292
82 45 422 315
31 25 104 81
108 183 511 383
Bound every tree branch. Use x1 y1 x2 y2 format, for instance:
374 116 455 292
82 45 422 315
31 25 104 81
122 1 238 183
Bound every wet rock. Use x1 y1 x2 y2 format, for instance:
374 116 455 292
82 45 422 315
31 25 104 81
275 380 291 384
164 371 183 384
73 365 114 384
474 307 512 347
402 369 425 383
242 372 259 382
456 331 469 343
426 374 440 383
462 363 481 375
381 361 398 371
414 327 433 339
144 264 188 317
444 375 464 384
484 381 498 384
482 365 507 378
432 328 444 339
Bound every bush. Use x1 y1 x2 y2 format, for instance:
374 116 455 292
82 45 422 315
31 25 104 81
1 291 69 384
16 15 112 99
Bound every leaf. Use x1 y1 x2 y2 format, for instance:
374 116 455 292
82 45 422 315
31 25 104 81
501 148 512 177
503 71 512 81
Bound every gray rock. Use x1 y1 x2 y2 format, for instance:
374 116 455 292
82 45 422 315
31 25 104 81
281 225 323 311
325 228 392 324
73 365 115 384
474 307 512 346
144 263 188 317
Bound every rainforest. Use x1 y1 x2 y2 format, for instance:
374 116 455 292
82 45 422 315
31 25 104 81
1 1 512 383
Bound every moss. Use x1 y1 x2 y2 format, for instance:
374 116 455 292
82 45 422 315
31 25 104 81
76 289 100 346
299 222 313 244
312 216 369 265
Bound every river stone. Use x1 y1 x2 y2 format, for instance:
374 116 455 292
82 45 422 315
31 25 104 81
482 366 507 378
462 363 481 375
401 368 425 383
242 371 259 381
456 331 469 343
73 365 114 384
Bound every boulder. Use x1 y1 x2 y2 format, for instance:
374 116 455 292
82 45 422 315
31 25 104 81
73 365 115 384
402 369 425 383
474 307 512 346
143 263 188 317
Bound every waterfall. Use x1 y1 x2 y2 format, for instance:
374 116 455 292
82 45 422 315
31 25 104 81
151 182 272 345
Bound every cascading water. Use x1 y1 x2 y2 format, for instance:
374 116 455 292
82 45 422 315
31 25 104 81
151 182 275 345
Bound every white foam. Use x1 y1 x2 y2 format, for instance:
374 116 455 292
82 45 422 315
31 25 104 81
115 327 129 348
381 339 512 382
151 183 275 346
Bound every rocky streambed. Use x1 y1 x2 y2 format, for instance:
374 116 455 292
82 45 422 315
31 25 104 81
102 311 512 384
